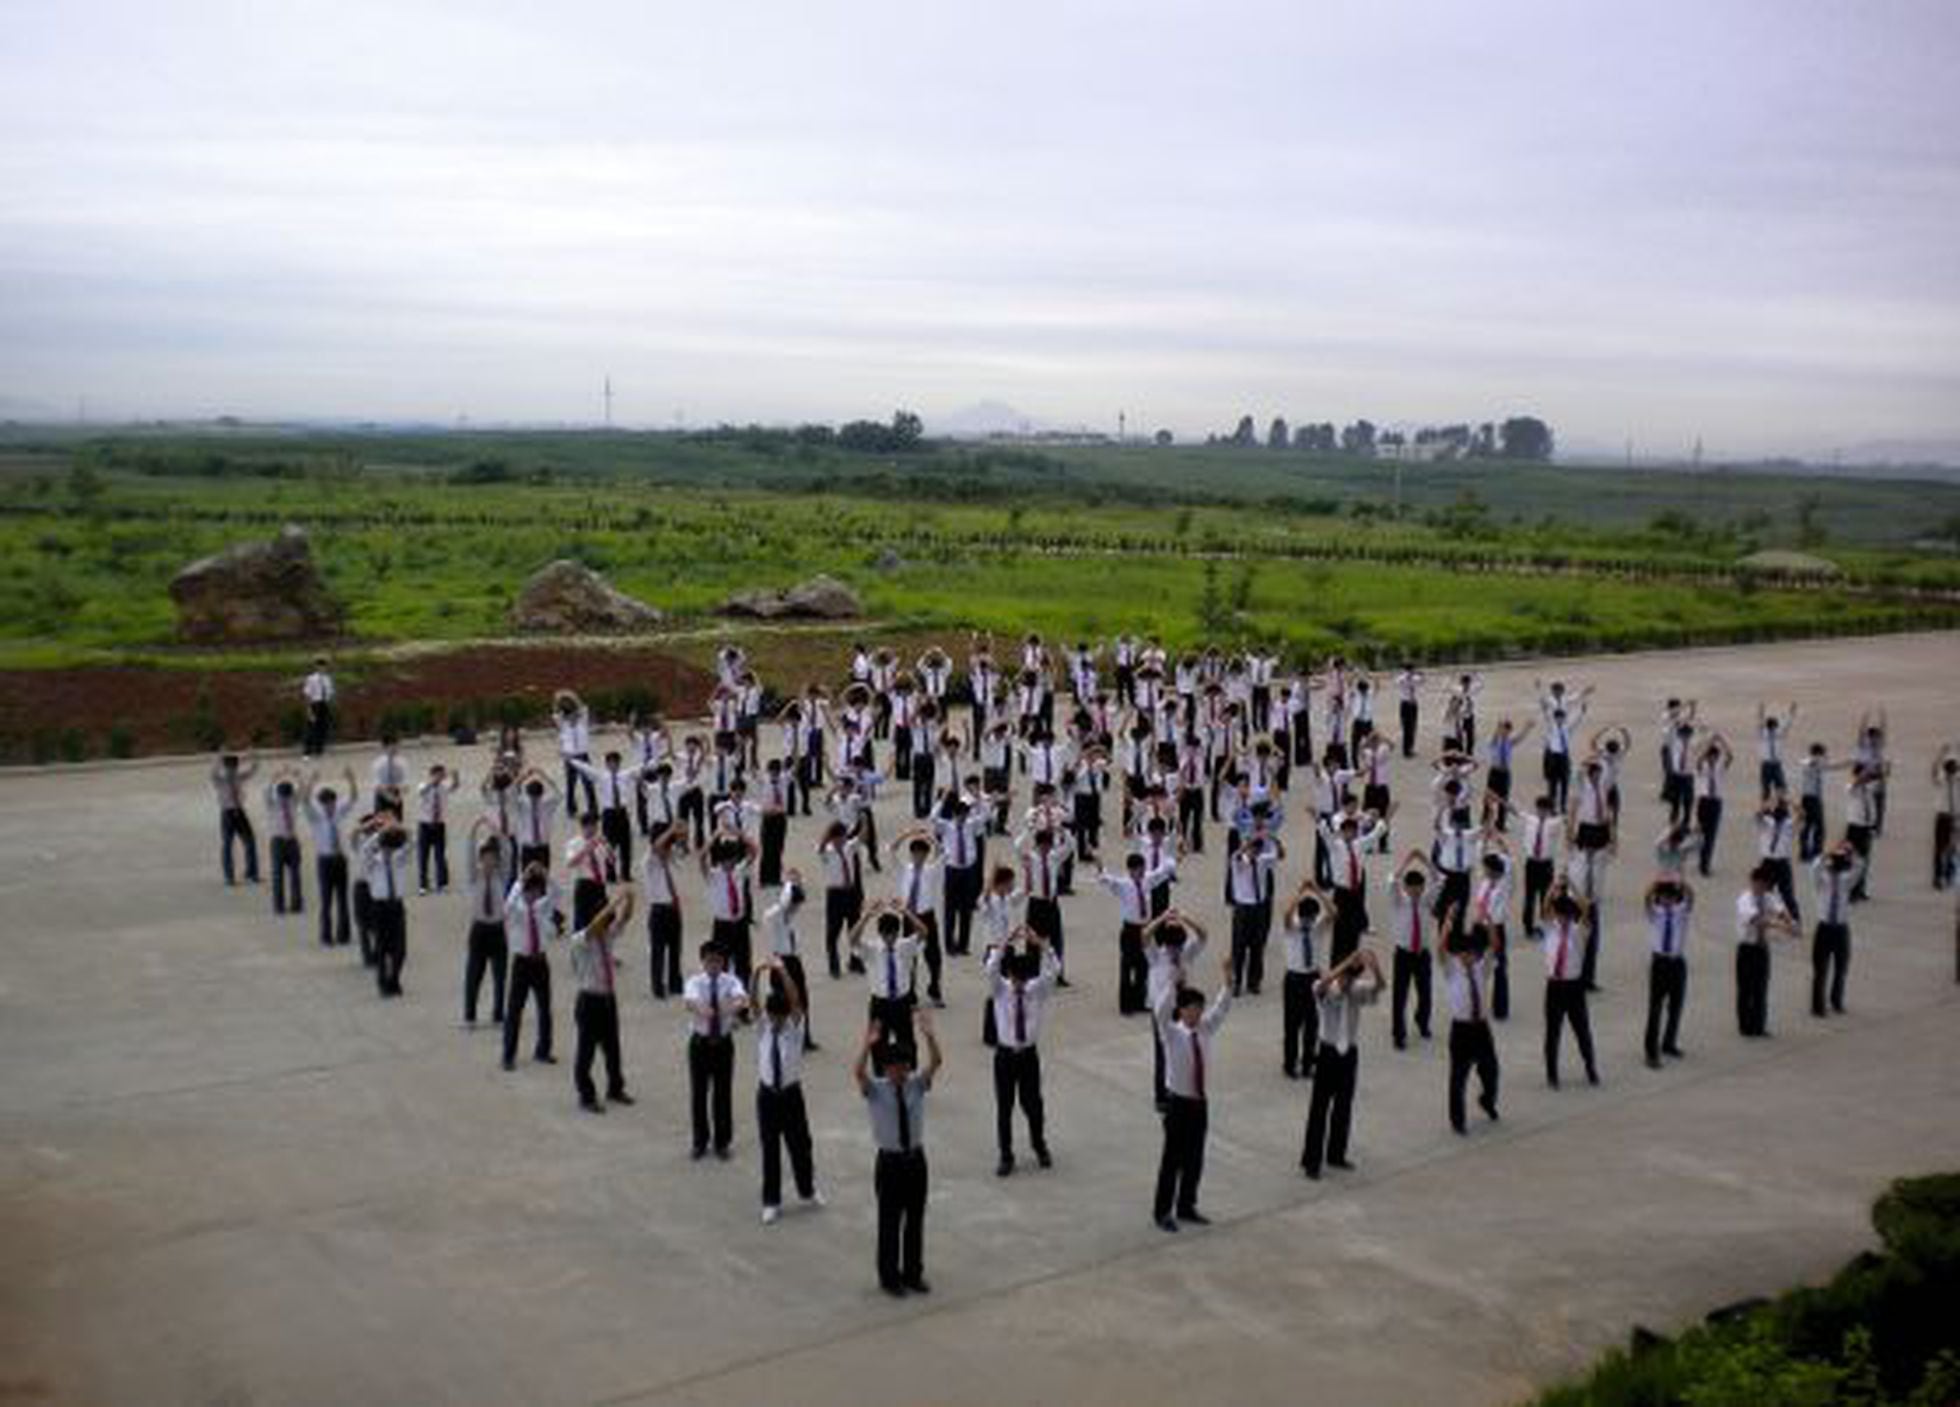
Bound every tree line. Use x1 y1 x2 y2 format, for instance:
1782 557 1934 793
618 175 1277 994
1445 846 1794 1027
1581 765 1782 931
1209 414 1555 462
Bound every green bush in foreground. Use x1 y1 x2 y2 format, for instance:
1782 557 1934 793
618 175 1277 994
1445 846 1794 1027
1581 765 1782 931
1534 1175 1960 1407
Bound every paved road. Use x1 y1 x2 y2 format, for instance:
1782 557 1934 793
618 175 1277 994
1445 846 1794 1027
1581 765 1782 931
2 633 1956 1407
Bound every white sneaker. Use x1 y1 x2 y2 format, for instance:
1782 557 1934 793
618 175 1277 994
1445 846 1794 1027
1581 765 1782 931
761 1205 781 1226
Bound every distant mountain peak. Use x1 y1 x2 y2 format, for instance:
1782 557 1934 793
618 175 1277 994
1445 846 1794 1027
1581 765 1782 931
931 400 1040 437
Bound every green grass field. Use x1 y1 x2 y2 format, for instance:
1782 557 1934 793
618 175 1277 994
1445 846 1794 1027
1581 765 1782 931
1 427 1957 676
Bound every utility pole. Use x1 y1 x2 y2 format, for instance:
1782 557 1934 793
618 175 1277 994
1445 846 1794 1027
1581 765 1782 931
603 375 613 429
1117 410 1126 444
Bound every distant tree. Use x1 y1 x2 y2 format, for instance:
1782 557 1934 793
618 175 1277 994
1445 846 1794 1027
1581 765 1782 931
836 410 926 454
891 409 923 448
1471 422 1497 458
1292 424 1313 448
1267 416 1289 449
1378 430 1407 455
1154 428 1174 446
1340 419 1377 456
1498 416 1554 461
1231 415 1257 447
794 423 836 446
1795 492 1829 548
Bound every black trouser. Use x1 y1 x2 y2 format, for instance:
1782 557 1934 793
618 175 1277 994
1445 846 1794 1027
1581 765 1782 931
219 806 259 883
678 788 706 846
573 878 607 933
1448 1020 1499 1131
1153 1094 1208 1219
1292 711 1313 765
600 808 632 881
353 882 374 964
270 836 303 912
941 866 978 956
1543 751 1571 812
892 724 911 776
1177 787 1205 852
1695 796 1722 875
1302 1044 1357 1174
1282 969 1320 1075
758 1082 816 1205
910 911 943 1001
1118 923 1149 1014
1229 904 1268 995
779 953 813 1044
574 991 625 1103
1434 870 1470 941
465 920 508 1023
993 1045 1046 1159
1521 859 1554 934
304 702 331 756
316 854 350 945
1313 826 1332 887
1797 794 1824 861
1934 813 1954 889
563 755 597 818
504 953 553 1063
1544 979 1596 1082
1400 700 1419 757
759 812 787 887
713 917 753 981
689 1033 736 1152
1580 902 1604 991
1491 930 1511 1020
1846 823 1874 899
1644 954 1685 1060
1025 896 1063 973
1764 856 1799 924
1663 772 1693 828
1812 922 1850 1016
875 1148 928 1288
1487 767 1513 826
869 993 918 1064
911 752 935 819
644 903 682 996
413 822 447 890
825 885 863 978
519 843 550 874
1735 943 1771 1035
371 897 406 995
1330 888 1367 966
1760 760 1785 802
1391 947 1432 1045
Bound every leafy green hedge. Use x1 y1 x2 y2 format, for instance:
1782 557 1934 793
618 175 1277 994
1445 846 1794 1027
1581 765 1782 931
1534 1175 1960 1406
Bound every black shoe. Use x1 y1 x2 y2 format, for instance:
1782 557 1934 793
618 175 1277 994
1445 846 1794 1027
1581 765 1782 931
715 1146 731 1161
903 1277 930 1295
1303 1166 1321 1181
691 1146 707 1161
501 1058 516 1072
1586 1067 1601 1086
1662 1045 1685 1058
1328 1158 1354 1172
1035 1146 1052 1169
804 1041 823 1053
1646 1055 1663 1070
997 1155 1015 1177
1547 1072 1561 1089
1393 1036 1408 1051
1480 1097 1500 1121
881 1281 908 1297
580 1098 605 1114
1155 1216 1180 1232
1283 1065 1298 1079
1179 1209 1212 1226
535 1053 557 1064
609 1091 636 1107
1056 976 1072 988
1452 1122 1467 1136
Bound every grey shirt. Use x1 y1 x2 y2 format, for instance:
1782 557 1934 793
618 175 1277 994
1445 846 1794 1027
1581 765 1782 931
863 1073 930 1153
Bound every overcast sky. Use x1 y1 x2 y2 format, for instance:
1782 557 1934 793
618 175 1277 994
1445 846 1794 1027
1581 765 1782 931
3 0 1957 457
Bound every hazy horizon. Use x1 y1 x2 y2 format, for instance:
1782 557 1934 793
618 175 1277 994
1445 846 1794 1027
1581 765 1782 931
4 1 1957 460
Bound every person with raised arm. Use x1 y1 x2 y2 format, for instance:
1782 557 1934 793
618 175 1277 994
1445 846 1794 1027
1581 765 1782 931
568 889 635 1114
1302 946 1383 1179
1151 949 1232 1230
856 1010 941 1296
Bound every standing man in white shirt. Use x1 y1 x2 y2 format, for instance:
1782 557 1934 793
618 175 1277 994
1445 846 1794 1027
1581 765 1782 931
1152 952 1232 1231
684 941 748 1160
301 657 335 758
1440 930 1499 1134
569 890 635 1114
1642 874 1694 1068
415 762 460 894
857 1010 941 1297
1539 886 1599 1088
302 768 357 946
987 931 1061 1176
263 768 306 915
359 814 412 998
1394 664 1424 759
461 832 509 1028
1734 863 1799 1037
1809 843 1863 1018
753 955 824 1225
1301 947 1383 1179
210 749 261 886
1280 881 1331 1079
502 864 564 1070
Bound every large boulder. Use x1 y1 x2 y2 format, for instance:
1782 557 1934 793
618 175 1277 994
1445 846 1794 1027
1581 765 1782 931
717 573 862 620
510 560 663 633
169 525 344 643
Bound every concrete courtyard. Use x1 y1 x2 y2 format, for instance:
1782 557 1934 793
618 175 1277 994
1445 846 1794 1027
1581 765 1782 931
2 632 1957 1407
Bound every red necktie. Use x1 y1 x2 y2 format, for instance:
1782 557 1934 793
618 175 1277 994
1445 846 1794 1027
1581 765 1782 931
725 870 740 919
1348 848 1361 890
1552 923 1570 979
